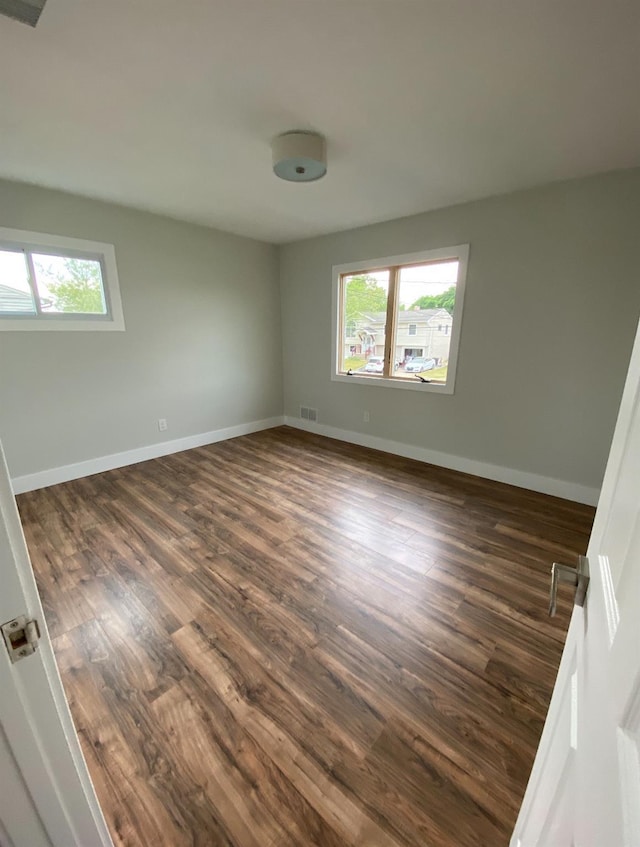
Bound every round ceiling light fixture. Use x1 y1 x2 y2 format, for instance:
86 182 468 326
272 131 327 183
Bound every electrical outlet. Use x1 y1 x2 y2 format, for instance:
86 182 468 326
363 411 370 423
158 418 168 432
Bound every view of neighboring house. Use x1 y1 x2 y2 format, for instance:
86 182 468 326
0 283 33 313
345 307 453 365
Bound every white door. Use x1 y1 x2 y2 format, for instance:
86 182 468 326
512 317 640 846
0 437 112 847
0 727 52 847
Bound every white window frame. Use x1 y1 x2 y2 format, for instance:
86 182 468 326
331 244 469 395
0 227 125 331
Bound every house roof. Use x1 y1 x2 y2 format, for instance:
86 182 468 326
0 284 34 313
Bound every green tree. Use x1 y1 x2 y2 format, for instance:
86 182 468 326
410 285 456 315
38 257 104 313
344 275 388 323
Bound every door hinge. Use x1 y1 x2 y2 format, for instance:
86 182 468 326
2 615 41 663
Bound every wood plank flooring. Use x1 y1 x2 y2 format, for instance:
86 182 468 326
17 426 595 846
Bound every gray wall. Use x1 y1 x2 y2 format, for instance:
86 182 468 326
280 169 640 491
0 180 283 478
3 169 639 493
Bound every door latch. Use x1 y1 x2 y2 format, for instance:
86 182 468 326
548 555 590 617
1 615 41 663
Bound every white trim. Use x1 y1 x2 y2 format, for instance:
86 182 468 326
285 416 599 505
10 416 284 494
331 372 455 394
587 316 640 545
0 226 125 332
10 411 598 504
0 438 114 846
331 244 469 395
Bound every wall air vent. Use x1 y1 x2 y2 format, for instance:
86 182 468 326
300 406 318 423
0 0 48 26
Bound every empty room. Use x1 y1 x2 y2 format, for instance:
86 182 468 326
1 2 640 846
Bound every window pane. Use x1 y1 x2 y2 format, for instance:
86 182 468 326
32 254 107 315
340 270 389 374
393 261 459 381
0 250 36 314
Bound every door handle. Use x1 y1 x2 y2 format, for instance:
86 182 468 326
548 556 590 617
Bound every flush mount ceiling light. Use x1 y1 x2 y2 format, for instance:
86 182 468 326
272 131 327 183
0 0 48 26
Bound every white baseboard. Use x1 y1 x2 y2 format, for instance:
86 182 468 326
12 413 599 506
11 416 285 495
284 416 599 506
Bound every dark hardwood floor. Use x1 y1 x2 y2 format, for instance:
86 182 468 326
17 426 594 846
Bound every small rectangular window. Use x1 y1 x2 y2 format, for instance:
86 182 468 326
333 245 468 393
0 227 124 331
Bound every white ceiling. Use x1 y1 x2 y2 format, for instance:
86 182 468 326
0 0 638 244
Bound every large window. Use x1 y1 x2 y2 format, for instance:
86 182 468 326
0 227 124 331
332 245 468 393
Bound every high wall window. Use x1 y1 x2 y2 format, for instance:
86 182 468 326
332 245 468 393
0 227 124 331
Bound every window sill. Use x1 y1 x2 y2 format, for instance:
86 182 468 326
331 373 454 394
0 317 124 331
